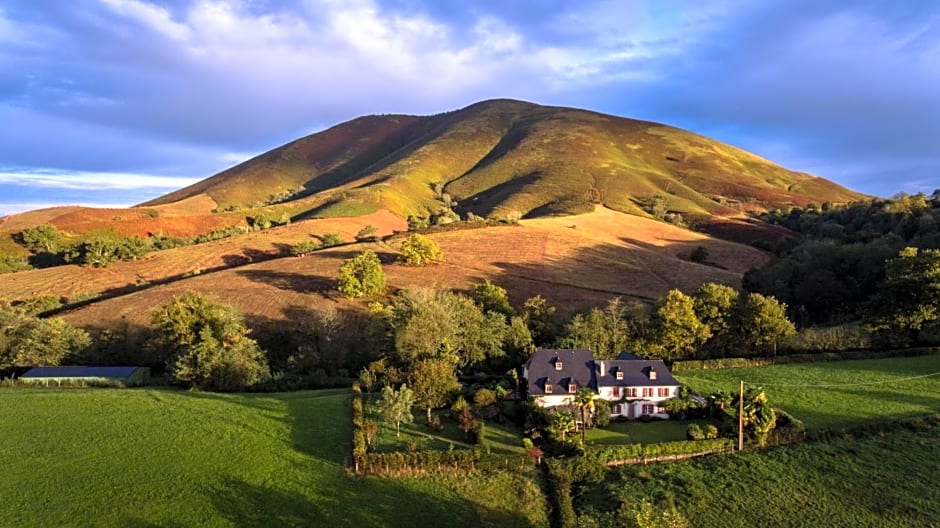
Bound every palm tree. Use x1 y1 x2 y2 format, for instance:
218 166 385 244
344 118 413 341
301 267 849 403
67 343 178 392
574 388 596 444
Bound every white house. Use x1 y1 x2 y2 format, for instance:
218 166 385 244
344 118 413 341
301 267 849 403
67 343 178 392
523 349 682 420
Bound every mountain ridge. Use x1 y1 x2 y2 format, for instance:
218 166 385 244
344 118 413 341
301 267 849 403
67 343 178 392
141 98 865 221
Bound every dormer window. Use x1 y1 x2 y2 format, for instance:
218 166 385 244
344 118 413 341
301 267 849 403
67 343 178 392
616 371 624 380
544 383 553 394
649 369 657 380
568 383 577 394
555 360 563 371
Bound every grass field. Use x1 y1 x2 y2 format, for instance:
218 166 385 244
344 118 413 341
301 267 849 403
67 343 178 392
584 419 717 445
0 388 548 527
577 426 940 527
677 355 940 429
370 407 526 455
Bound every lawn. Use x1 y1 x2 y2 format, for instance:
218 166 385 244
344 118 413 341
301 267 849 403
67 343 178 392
676 354 940 429
576 426 940 527
369 406 525 455
0 388 547 527
584 419 717 445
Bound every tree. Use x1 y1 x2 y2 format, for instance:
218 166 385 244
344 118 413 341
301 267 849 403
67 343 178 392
16 224 63 254
0 313 90 368
724 387 777 446
473 280 514 317
548 410 577 442
693 283 738 357
689 245 709 263
336 250 386 298
733 292 796 356
457 404 478 441
385 288 507 369
522 295 560 346
409 359 460 423
574 388 595 443
379 384 415 438
648 290 711 360
564 298 635 359
867 247 940 345
398 234 442 266
628 499 690 528
151 292 271 391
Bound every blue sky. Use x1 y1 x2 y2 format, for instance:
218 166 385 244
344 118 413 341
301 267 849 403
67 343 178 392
1 0 938 216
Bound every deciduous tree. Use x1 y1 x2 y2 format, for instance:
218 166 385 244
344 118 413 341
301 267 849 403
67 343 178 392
409 359 460 423
379 384 415 438
398 234 442 266
336 250 386 298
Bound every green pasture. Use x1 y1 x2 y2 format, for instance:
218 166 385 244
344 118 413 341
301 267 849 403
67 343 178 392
584 419 717 445
677 355 940 429
577 427 940 527
0 388 547 528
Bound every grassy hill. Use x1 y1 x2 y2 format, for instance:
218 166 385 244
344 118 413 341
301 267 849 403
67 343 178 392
0 388 547 527
140 99 864 222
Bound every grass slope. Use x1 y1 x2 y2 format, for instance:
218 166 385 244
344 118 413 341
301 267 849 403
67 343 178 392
579 427 940 527
677 355 940 429
0 388 548 527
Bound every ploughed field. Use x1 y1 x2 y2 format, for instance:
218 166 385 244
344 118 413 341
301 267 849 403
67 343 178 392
676 354 940 429
0 388 547 528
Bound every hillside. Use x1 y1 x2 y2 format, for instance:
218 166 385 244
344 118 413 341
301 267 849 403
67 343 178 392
57 207 769 332
140 99 865 221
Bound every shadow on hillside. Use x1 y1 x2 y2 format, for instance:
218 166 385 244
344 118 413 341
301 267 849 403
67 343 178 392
237 269 336 296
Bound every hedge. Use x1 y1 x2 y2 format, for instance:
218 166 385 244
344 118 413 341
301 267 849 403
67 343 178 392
585 438 734 465
356 450 533 477
672 347 939 371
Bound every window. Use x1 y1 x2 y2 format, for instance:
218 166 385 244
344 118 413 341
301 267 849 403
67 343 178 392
627 387 637 398
642 387 653 398
614 404 622 414
544 383 552 394
555 361 563 370
649 369 657 380
568 383 577 394
616 371 624 380
656 406 665 414
642 404 654 415
612 387 620 398
658 388 669 397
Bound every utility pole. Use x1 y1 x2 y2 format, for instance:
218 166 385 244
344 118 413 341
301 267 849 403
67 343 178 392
738 380 745 452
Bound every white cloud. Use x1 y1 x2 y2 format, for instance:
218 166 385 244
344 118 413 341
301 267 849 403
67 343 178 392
0 169 201 191
97 0 192 41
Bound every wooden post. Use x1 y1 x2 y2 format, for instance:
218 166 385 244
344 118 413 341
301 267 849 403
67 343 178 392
738 380 745 452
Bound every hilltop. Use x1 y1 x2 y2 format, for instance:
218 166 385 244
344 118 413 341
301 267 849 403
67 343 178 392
142 99 864 222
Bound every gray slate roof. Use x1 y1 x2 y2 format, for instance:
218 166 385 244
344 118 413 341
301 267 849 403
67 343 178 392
595 358 680 387
21 366 143 379
524 349 596 396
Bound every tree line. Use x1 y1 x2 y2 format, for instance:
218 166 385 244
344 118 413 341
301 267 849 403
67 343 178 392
744 191 940 346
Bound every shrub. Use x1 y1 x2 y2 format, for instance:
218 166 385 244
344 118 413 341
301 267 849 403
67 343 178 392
291 240 322 255
704 424 719 439
336 250 386 298
687 423 705 440
320 233 344 247
690 245 709 263
398 234 443 266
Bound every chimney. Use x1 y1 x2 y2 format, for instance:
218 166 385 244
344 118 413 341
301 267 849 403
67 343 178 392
599 360 605 377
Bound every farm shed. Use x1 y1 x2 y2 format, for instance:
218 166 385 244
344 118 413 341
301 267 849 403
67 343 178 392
20 366 150 387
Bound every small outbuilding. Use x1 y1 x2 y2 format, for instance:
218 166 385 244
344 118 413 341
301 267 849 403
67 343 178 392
19 366 150 387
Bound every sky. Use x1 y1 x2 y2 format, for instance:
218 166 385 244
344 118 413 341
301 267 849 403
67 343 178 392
1 0 938 216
